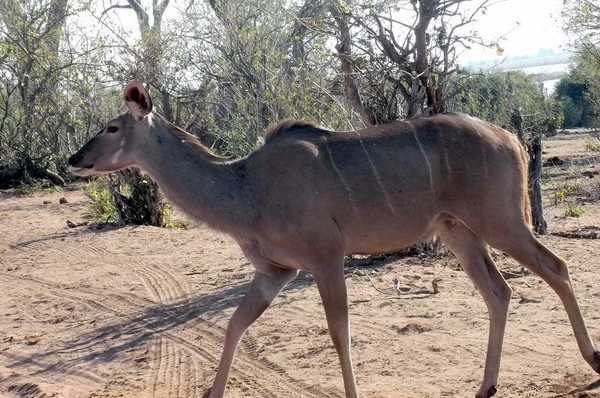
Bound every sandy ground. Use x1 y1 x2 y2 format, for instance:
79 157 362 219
1 130 600 398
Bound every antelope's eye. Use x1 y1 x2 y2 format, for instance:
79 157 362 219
107 126 118 133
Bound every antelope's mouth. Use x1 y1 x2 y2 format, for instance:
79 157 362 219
68 164 94 176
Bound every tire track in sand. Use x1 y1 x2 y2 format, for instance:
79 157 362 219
164 319 335 398
0 266 338 397
133 261 192 304
11 238 114 261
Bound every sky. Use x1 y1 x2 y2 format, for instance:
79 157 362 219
459 0 570 64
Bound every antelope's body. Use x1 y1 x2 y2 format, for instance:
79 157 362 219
68 82 600 398
247 116 529 259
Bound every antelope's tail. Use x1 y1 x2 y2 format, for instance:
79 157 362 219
520 146 532 227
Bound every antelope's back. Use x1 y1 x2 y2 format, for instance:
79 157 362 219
318 113 523 195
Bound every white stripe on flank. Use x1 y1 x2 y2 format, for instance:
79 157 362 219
356 132 395 214
480 138 488 176
437 127 452 180
409 122 436 199
324 137 359 213
444 148 451 179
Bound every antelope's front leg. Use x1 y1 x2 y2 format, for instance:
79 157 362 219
313 262 359 398
206 266 298 398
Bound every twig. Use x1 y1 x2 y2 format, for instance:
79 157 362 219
364 270 394 296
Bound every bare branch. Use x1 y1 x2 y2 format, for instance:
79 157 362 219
125 0 150 34
328 0 376 125
99 4 132 19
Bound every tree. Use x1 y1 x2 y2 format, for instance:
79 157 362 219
560 1 600 128
0 0 114 183
87 0 189 226
448 70 558 131
555 51 600 128
176 0 358 156
0 0 71 164
93 0 184 121
563 0 600 61
327 0 506 123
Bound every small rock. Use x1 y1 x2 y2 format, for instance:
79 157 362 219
59 197 68 204
43 200 52 205
393 323 431 334
519 296 541 304
24 337 39 345
66 220 88 228
432 280 440 294
543 156 564 166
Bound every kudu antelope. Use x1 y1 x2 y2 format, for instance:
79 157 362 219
68 82 600 398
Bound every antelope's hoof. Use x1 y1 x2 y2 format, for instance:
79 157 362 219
202 388 211 398
593 351 600 373
476 385 497 398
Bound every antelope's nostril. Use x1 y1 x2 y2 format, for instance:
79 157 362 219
68 153 80 166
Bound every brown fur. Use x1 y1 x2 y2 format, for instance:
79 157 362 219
263 119 321 144
152 112 224 160
478 117 532 227
521 147 533 227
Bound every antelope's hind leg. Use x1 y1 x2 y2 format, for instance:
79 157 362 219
436 219 512 398
482 225 600 374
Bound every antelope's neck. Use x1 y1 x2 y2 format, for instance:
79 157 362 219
136 124 257 233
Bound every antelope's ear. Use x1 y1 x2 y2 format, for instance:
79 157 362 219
124 81 152 118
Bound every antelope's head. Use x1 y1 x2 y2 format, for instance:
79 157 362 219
68 82 153 176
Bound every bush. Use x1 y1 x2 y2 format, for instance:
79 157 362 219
564 205 586 218
106 169 166 226
83 180 119 221
585 138 600 152
554 183 584 204
448 70 560 133
15 181 63 196
83 171 192 228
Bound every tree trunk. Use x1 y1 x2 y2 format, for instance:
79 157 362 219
328 0 376 126
511 110 546 235
414 0 439 115
103 0 171 226
528 131 547 235
161 88 173 122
